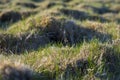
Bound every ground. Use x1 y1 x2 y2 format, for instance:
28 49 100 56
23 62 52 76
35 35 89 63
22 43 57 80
0 0 120 80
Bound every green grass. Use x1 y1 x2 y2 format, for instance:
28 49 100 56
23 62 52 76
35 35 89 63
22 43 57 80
0 0 120 80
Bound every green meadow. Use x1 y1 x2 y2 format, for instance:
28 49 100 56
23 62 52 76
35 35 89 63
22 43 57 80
0 0 120 80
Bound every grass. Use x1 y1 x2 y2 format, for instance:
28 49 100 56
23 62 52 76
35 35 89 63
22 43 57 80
0 0 120 80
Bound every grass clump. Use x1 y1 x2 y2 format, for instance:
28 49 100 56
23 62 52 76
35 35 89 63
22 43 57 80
0 60 32 80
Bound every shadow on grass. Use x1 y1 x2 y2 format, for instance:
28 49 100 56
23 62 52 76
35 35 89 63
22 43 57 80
95 45 120 80
0 33 49 54
59 8 110 23
33 71 55 80
0 11 37 29
32 59 88 80
30 0 43 2
62 59 88 80
0 65 32 80
0 0 10 4
16 2 38 9
0 19 111 54
116 18 120 24
0 59 88 80
80 3 119 14
1 46 120 80
102 47 120 80
91 5 118 14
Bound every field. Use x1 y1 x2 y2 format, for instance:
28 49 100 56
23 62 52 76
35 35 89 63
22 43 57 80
0 0 120 80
